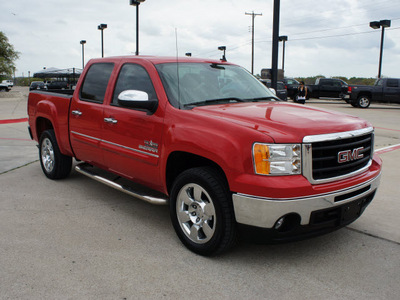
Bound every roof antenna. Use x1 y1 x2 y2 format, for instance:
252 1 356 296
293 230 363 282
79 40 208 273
175 28 181 109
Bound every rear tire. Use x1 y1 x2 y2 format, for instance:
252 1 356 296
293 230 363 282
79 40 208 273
39 130 72 179
357 95 371 108
170 167 236 256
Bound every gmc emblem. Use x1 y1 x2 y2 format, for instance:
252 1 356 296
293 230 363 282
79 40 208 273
338 147 364 163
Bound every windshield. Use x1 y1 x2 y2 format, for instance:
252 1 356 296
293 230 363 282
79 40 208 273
156 63 277 108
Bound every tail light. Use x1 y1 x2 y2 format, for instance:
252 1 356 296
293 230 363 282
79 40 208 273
348 86 352 93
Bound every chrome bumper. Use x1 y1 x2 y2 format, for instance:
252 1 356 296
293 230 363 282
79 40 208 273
232 173 381 228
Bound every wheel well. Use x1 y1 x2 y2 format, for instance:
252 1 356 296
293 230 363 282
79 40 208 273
36 117 53 140
166 151 229 194
357 92 371 99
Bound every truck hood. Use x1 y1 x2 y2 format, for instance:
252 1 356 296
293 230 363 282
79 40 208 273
193 102 371 143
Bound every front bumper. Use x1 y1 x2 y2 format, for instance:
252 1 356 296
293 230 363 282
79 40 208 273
232 172 381 230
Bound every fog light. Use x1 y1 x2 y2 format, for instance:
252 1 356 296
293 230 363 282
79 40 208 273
274 217 285 230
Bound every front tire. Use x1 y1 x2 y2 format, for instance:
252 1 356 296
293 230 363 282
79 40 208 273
170 167 236 256
39 130 72 179
357 95 371 108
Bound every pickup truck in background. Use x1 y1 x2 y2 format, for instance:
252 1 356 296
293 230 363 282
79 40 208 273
0 80 12 92
306 78 348 99
346 77 400 108
28 56 382 255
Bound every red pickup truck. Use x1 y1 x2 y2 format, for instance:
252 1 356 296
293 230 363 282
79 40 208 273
28 56 382 255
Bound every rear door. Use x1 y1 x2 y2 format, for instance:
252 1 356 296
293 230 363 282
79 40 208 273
101 62 164 188
318 79 332 97
69 62 114 166
384 79 400 103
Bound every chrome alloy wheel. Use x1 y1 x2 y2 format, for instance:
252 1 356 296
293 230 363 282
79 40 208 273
41 137 55 173
176 183 216 244
358 96 370 108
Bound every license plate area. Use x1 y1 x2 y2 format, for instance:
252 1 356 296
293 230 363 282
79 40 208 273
341 200 363 223
310 191 375 227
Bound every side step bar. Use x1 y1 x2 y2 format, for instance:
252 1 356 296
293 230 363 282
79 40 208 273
75 163 168 205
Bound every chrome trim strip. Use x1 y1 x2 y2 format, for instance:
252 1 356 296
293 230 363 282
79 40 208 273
71 131 101 141
302 127 374 143
71 131 159 158
102 139 159 158
236 173 380 201
232 172 381 228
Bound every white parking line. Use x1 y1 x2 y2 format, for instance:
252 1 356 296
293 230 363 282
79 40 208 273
375 143 400 155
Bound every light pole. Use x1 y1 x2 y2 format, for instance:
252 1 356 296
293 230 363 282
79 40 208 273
245 11 262 74
218 46 226 61
130 0 146 56
279 35 288 74
271 0 280 91
80 40 86 69
370 19 391 78
97 23 107 57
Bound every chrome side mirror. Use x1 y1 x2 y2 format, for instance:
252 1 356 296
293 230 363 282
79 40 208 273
117 90 157 114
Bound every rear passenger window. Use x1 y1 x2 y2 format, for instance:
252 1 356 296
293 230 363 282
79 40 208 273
387 79 399 88
80 63 114 103
112 63 157 106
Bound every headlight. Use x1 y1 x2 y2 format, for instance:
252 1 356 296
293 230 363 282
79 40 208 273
253 143 301 175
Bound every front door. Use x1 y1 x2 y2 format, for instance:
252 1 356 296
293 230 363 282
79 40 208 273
101 63 164 189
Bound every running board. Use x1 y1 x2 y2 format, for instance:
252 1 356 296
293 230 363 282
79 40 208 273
75 163 168 205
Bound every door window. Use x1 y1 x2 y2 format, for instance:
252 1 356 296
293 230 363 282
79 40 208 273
386 79 399 88
80 63 114 103
112 64 157 106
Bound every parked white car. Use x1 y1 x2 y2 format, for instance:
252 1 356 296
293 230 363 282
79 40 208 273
2 80 14 87
0 81 11 92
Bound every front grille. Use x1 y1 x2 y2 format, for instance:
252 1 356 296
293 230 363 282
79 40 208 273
311 133 373 180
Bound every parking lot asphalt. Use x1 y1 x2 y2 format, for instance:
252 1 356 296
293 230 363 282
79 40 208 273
1 87 399 299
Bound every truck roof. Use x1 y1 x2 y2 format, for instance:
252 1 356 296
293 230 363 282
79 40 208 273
87 55 232 66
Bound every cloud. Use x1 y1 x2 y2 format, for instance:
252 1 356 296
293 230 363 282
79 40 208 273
2 0 400 78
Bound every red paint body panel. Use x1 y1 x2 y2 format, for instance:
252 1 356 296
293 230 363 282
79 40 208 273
27 56 382 201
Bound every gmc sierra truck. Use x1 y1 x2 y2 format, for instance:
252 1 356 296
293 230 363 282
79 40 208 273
346 77 400 108
306 78 348 99
28 56 382 255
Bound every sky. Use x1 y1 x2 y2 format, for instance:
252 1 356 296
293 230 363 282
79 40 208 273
2 0 400 79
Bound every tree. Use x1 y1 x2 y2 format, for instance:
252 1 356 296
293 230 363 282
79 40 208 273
0 31 19 77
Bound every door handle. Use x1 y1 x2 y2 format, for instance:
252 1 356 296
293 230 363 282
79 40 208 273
104 117 118 124
71 110 82 116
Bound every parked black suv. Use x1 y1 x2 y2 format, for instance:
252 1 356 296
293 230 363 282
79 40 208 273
281 78 300 100
29 81 45 91
260 79 288 101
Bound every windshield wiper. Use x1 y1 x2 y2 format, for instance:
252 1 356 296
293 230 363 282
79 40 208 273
184 97 245 107
247 96 278 102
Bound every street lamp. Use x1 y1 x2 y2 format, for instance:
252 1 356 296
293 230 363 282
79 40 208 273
185 53 192 57
80 40 86 69
278 35 288 74
218 46 226 61
130 0 146 56
97 23 107 57
370 19 391 78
